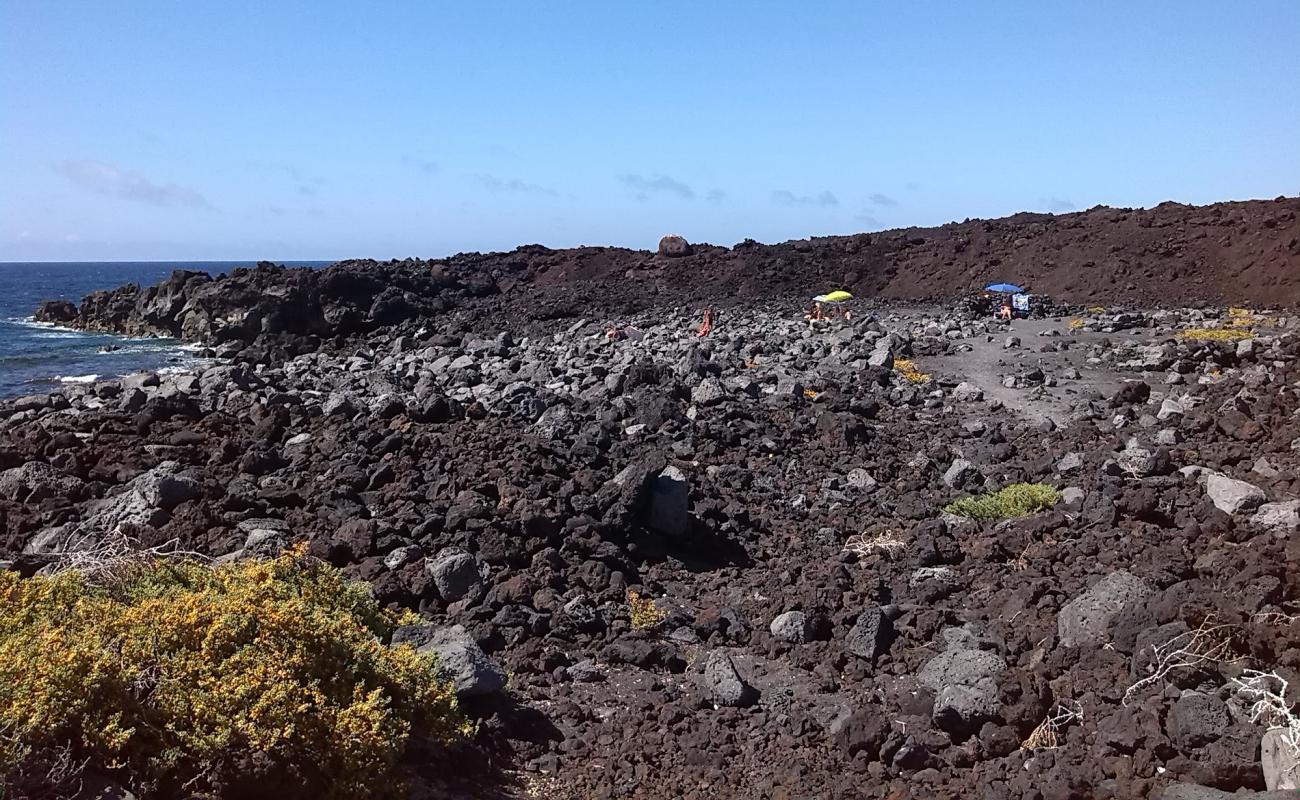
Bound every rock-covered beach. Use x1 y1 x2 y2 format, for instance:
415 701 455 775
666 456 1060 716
5 197 1300 799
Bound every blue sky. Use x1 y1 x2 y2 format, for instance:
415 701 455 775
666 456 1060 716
2 1 1298 261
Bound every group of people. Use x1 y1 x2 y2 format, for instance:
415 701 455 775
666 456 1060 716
609 286 1025 342
622 286 1024 342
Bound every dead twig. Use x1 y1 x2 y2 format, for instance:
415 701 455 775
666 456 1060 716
844 531 906 559
1022 700 1084 749
1123 616 1236 706
46 531 210 587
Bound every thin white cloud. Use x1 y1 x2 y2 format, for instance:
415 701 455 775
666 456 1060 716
854 213 881 228
55 159 211 209
773 189 838 208
1041 196 1076 212
619 174 695 200
245 160 327 197
868 192 897 207
401 155 439 175
479 175 558 196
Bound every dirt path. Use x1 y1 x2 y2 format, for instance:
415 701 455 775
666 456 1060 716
922 316 1139 424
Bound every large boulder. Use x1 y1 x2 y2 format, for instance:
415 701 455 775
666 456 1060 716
657 234 692 257
425 549 481 602
1117 440 1171 477
132 462 202 511
702 651 758 708
34 299 78 324
1166 691 1229 749
917 646 1006 735
1057 570 1154 648
396 624 506 697
769 611 813 644
1155 786 1296 800
0 462 84 503
1251 500 1300 530
1262 727 1300 790
648 466 690 536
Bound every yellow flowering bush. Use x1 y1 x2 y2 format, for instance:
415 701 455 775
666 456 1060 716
893 359 931 384
626 590 667 630
1177 327 1252 343
0 548 465 799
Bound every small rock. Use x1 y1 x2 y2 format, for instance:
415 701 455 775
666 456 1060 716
769 610 813 644
953 382 984 402
384 545 424 570
1205 472 1266 515
846 468 878 491
1157 397 1186 420
942 458 981 489
323 392 357 417
566 659 605 683
845 608 893 661
691 377 727 407
1056 452 1084 473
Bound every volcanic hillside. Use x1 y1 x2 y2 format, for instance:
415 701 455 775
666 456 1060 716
34 198 1300 353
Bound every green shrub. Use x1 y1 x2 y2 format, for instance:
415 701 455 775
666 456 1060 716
944 483 1061 521
0 547 465 800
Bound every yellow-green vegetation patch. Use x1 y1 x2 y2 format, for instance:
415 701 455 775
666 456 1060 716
1177 327 1253 342
0 547 465 800
893 358 931 384
627 589 667 630
944 482 1062 521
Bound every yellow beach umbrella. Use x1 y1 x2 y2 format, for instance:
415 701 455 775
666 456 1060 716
814 290 853 303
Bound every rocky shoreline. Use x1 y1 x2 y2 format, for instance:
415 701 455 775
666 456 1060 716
7 200 1300 799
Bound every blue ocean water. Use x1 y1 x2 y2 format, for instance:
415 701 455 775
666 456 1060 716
0 261 331 398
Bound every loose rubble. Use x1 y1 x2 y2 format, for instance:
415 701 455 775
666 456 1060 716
6 226 1300 798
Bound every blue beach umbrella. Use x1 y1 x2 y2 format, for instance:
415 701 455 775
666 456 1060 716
984 282 1024 294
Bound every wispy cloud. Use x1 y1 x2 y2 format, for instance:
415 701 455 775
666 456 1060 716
854 213 881 228
478 175 558 196
619 174 695 200
55 159 211 209
706 189 727 203
772 189 838 208
868 192 897 207
401 155 439 175
247 161 327 197
1041 196 1076 212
